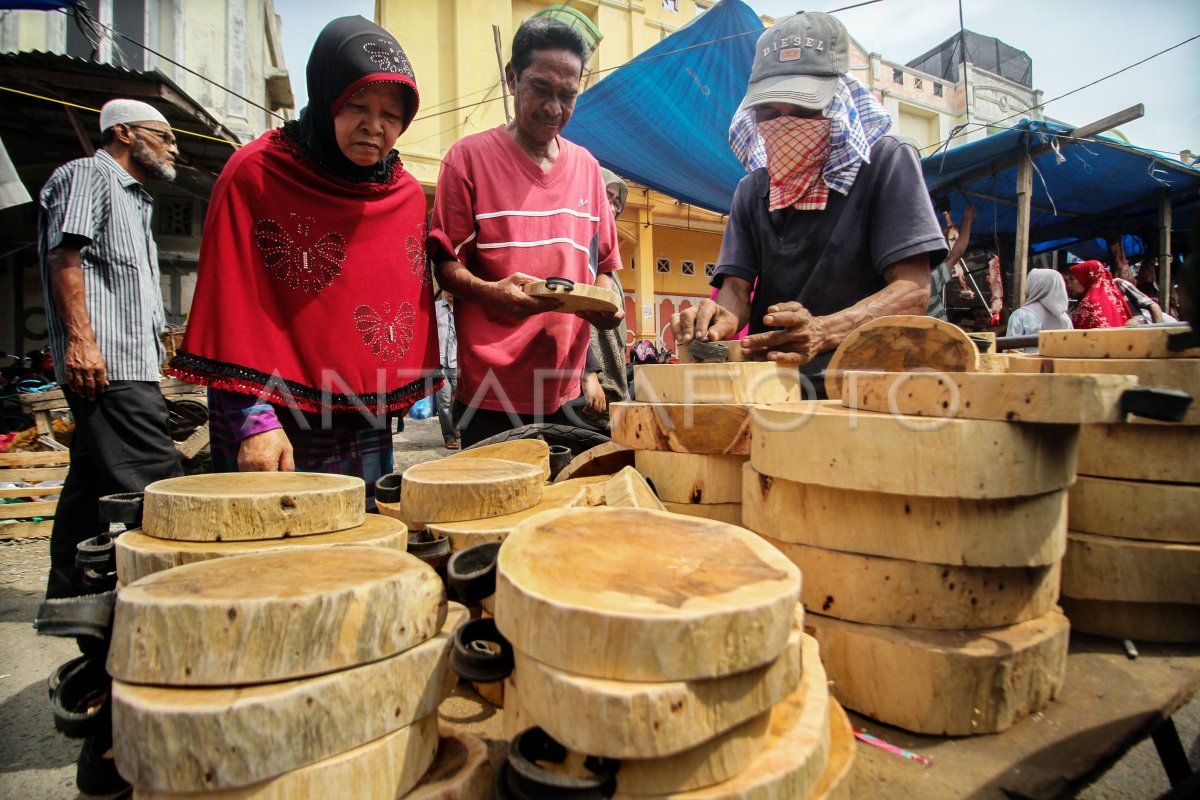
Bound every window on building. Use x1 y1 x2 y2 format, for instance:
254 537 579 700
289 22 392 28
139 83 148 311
656 258 671 274
892 68 904 85
914 77 923 91
933 82 944 97
159 197 194 237
681 260 695 276
704 262 717 277
663 0 678 10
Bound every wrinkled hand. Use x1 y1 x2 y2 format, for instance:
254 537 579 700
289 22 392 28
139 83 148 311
577 307 625 330
739 302 831 366
489 273 564 319
64 335 108 400
581 372 606 416
670 300 741 347
238 429 295 472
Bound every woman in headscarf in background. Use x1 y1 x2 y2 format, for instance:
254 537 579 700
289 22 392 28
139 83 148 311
1006 268 1071 351
1067 260 1133 329
172 16 439 506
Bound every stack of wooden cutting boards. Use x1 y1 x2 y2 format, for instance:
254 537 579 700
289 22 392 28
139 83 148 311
611 360 803 527
106 472 481 799
1025 327 1200 642
494 505 857 799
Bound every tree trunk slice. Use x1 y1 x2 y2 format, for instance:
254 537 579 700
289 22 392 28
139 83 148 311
806 609 1069 736
509 608 804 759
677 340 747 364
763 537 1061 630
1037 326 1200 359
109 546 447 686
427 477 609 551
1068 476 1200 543
633 364 802 405
635 451 747 504
496 507 800 681
554 442 637 483
448 439 551 482
1077 423 1200 483
404 728 493 800
143 473 365 542
401 458 543 524
377 498 424 532
597 466 667 510
750 403 1079 499
1062 532 1200 603
742 465 1067 567
130 714 439 800
609 635 831 800
610 402 753 455
824 315 979 401
524 279 621 314
1003 356 1200 424
116 514 407 584
662 501 742 526
1059 597 1200 643
809 699 856 800
842 371 1134 424
113 604 467 793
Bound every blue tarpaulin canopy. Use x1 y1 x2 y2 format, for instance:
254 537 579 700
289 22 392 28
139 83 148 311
0 1 77 9
563 0 762 215
922 120 1200 251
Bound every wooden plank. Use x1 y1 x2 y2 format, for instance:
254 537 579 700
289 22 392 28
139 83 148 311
1068 475 1200 543
633 363 802 405
115 514 408 584
750 403 1079 499
0 519 54 539
108 546 447 686
113 604 466 793
401 458 543 524
808 610 1069 736
0 466 69 482
447 439 551 482
524 279 621 314
1012 154 1033 306
404 729 492 800
634 451 747 504
0 500 57 520
130 714 439 800
1062 531 1200 604
1077 422 1200 483
1002 356 1200 424
1060 597 1200 643
762 536 1061 630
742 466 1067 567
661 500 742 526
810 699 856 800
824 315 978 400
610 402 753 454
495 507 800 681
1038 326 1200 359
0 451 71 466
143 473 365 542
598 466 667 510
175 423 209 460
0 485 63 499
842 371 1134 424
509 609 804 758
553 441 635 483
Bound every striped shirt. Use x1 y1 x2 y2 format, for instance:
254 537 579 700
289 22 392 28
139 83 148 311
38 148 166 383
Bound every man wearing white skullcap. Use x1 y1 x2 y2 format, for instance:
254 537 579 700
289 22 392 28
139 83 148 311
35 100 183 788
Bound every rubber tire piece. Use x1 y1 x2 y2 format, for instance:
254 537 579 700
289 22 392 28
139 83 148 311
464 424 610 460
98 492 143 527
505 726 619 800
450 617 514 684
52 655 110 739
75 533 116 572
76 717 130 796
447 542 500 605
543 276 575 292
547 445 572 481
375 472 403 504
48 654 90 700
34 590 116 640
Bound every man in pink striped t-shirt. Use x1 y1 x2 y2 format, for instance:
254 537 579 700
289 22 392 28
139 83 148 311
429 17 623 447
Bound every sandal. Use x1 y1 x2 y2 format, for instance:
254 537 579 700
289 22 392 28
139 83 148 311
444 438 460 450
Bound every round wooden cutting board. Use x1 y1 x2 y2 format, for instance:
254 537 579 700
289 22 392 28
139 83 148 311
143 473 365 542
495 507 800 681
108 545 447 686
400 458 543 524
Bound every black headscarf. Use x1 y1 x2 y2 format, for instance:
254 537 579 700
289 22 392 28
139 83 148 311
284 16 420 184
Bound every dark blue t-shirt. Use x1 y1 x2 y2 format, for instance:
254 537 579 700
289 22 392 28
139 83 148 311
714 136 948 380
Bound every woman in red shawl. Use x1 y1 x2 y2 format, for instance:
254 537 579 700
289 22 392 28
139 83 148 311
171 17 440 503
1067 260 1133 329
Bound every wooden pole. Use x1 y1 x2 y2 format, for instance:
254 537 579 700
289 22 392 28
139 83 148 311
1012 154 1034 307
1158 191 1172 311
636 200 657 341
493 25 511 125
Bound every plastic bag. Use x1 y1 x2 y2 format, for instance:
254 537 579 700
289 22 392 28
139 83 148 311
407 395 435 421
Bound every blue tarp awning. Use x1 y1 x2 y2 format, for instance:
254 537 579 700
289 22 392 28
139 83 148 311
0 1 78 9
563 0 762 215
922 119 1200 251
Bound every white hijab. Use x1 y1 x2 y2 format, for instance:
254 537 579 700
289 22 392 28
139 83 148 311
1020 269 1072 331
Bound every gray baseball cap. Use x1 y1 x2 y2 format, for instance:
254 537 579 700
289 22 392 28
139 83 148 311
739 12 850 112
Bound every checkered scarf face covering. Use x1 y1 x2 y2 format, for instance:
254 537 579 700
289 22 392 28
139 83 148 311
759 116 832 211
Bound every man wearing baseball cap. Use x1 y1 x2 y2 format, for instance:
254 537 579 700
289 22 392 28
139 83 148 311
672 12 947 396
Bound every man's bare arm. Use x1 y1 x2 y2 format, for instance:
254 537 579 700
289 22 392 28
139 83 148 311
47 244 108 399
434 258 560 319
